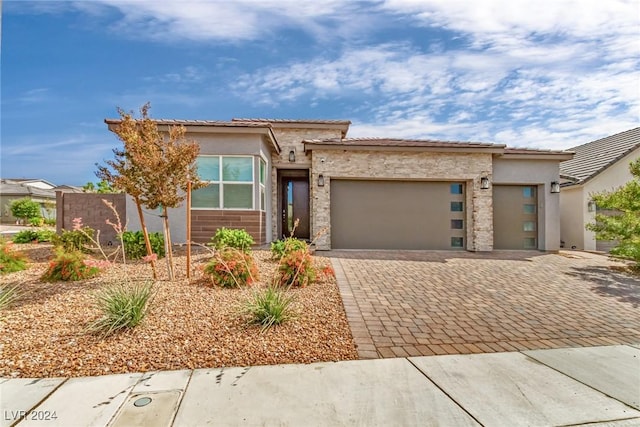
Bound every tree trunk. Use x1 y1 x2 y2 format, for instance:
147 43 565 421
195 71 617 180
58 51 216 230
134 196 157 279
162 206 175 280
186 180 192 279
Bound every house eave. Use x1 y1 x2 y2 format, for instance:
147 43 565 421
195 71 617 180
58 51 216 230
104 119 281 154
499 153 575 160
303 144 505 154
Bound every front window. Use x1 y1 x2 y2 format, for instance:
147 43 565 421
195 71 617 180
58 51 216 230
192 155 255 209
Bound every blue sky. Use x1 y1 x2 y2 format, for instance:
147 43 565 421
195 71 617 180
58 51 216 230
2 0 639 185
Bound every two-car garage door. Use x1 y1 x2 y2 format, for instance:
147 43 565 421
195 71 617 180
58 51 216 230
330 180 465 250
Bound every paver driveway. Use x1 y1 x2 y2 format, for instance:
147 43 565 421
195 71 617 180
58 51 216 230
326 250 640 359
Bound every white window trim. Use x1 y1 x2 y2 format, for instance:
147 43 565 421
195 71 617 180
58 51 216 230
259 157 266 212
192 155 255 211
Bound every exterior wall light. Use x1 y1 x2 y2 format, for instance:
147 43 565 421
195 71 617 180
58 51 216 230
480 176 490 190
550 181 560 193
588 200 596 212
318 174 325 187
288 150 295 162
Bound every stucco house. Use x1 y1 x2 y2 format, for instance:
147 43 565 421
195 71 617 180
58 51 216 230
0 178 57 223
559 127 640 251
105 118 573 251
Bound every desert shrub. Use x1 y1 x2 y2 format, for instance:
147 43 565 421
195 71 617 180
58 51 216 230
0 283 21 310
12 230 39 243
10 198 41 222
121 231 165 260
41 250 101 282
276 248 316 287
88 281 154 337
36 229 56 242
12 229 55 244
203 248 258 288
52 227 94 252
243 285 296 332
319 264 336 280
0 240 28 274
28 217 44 227
210 228 254 252
270 237 308 259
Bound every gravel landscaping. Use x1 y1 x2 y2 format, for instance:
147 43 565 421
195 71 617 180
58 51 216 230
0 243 358 378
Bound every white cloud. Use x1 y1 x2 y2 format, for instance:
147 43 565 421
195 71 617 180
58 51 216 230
381 0 638 41
15 0 639 151
74 0 363 42
17 88 50 104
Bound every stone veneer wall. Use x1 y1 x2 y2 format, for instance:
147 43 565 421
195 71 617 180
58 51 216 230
56 192 126 245
270 128 344 240
190 210 266 245
310 150 494 251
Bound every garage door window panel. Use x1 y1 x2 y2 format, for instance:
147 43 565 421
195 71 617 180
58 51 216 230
451 237 464 248
450 183 464 194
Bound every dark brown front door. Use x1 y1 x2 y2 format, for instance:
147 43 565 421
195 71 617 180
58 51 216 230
281 177 310 239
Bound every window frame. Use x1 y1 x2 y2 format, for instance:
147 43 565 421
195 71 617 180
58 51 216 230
192 155 255 210
259 157 267 212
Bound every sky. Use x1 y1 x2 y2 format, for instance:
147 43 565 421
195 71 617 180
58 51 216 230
1 0 639 186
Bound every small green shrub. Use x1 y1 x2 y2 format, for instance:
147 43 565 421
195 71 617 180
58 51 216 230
0 283 21 310
270 237 308 259
0 240 28 274
43 218 56 226
210 228 254 252
276 248 316 287
28 217 44 227
121 231 165 260
36 229 56 242
204 248 258 288
88 281 154 337
52 227 95 252
10 198 41 222
243 285 296 332
12 229 56 243
41 250 100 282
12 230 39 243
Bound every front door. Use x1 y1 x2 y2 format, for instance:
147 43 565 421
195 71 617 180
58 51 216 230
281 177 310 239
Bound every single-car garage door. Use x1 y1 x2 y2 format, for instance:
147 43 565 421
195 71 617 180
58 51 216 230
330 180 465 249
493 185 538 249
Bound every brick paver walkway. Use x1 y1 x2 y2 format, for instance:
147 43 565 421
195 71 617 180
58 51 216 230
327 250 640 359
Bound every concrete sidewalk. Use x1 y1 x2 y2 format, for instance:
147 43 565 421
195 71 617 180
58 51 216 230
2 345 639 426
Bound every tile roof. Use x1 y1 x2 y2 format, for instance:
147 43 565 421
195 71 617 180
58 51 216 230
104 119 272 128
560 127 640 185
304 137 505 149
232 118 352 125
0 182 56 198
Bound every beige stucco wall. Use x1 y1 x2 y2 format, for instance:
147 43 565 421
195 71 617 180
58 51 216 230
270 128 344 240
310 149 494 250
559 186 588 250
493 158 562 251
561 147 640 251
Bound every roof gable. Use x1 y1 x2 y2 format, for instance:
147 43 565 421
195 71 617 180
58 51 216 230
560 127 640 185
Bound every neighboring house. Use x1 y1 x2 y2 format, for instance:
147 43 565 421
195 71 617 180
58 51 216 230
559 127 640 252
0 178 57 223
105 118 573 251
